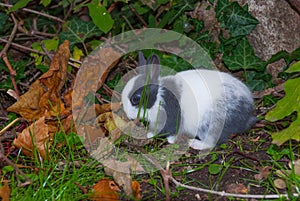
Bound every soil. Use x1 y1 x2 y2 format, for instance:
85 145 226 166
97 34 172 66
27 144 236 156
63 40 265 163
1 92 298 201
138 131 297 201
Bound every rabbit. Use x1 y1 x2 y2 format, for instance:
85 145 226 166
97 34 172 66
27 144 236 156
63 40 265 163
121 52 257 150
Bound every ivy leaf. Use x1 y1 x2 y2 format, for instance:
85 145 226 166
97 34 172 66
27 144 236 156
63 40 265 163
216 0 259 37
265 77 300 145
9 0 33 12
245 71 273 91
59 18 102 49
88 0 114 33
223 38 265 71
267 47 300 64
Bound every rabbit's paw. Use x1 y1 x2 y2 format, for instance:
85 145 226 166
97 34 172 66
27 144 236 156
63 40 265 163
147 132 155 139
189 139 214 150
167 135 177 144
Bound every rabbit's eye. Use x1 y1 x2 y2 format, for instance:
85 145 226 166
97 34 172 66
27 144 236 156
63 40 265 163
130 93 141 106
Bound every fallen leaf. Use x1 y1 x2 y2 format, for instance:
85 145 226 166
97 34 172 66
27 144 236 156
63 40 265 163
250 136 260 142
0 181 10 201
274 159 300 191
274 178 287 189
225 183 248 194
72 47 121 110
103 157 144 196
7 40 70 121
90 137 114 161
95 103 121 114
13 117 50 159
97 112 127 141
276 169 289 178
254 166 272 181
90 178 120 201
7 41 74 159
131 180 141 200
288 159 300 175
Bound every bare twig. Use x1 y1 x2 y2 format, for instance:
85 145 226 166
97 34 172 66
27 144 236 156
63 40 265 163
0 14 20 97
0 38 81 69
41 42 53 60
129 5 148 27
133 144 300 199
0 3 64 23
171 177 299 199
0 143 31 187
0 117 21 136
161 161 171 201
253 83 284 99
0 37 47 55
3 56 20 97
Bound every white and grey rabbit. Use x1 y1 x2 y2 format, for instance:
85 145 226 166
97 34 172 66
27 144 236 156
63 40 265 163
121 52 257 150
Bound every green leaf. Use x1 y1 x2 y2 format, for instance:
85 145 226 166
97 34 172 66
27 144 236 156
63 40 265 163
270 118 300 146
208 164 223 175
216 1 259 37
10 0 33 12
59 18 102 49
265 77 300 145
223 38 265 71
41 0 52 7
2 166 14 175
268 47 300 64
132 2 150 15
245 71 273 91
30 38 59 66
88 0 114 33
286 61 300 73
266 78 300 121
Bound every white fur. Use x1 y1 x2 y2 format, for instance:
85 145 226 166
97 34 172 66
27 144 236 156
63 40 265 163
175 70 223 138
121 76 139 120
122 69 254 150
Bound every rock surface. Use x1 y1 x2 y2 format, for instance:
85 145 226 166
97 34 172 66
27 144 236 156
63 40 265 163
237 0 300 60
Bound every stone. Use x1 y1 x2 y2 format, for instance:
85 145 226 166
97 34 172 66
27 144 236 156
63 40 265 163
237 0 300 60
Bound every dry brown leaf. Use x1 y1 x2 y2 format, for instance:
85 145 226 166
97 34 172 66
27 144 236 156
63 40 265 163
97 112 127 141
13 117 50 159
0 181 11 201
274 178 287 189
288 159 300 175
95 103 121 114
90 178 120 201
90 137 114 161
72 48 121 110
7 40 70 121
98 112 127 130
225 183 248 194
103 157 144 196
131 180 141 200
273 159 300 191
7 41 74 159
276 169 291 178
254 166 272 181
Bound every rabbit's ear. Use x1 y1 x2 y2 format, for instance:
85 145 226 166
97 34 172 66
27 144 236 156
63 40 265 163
138 51 147 66
147 54 160 82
